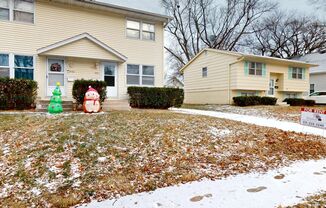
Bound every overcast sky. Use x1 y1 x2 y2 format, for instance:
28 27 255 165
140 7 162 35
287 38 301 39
98 0 325 19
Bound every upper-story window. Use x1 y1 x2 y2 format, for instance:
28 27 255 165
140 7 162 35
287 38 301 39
202 67 207 77
249 62 263 76
292 67 303 79
0 0 34 23
126 19 155 41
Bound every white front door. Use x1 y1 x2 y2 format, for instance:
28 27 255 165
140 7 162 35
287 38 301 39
103 62 118 98
268 78 275 96
47 58 65 96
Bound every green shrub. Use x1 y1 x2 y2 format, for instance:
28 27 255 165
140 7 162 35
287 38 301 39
233 96 262 106
283 98 315 106
304 100 316 106
72 79 107 105
283 98 305 106
0 78 38 110
261 96 278 105
127 87 184 109
233 96 278 106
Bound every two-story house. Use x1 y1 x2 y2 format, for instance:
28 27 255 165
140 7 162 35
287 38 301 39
181 49 317 104
0 0 170 110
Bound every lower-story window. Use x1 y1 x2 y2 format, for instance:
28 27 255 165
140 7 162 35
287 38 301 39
241 92 257 96
14 55 34 80
0 54 34 79
310 84 315 94
127 64 154 86
0 53 10 78
286 93 297 98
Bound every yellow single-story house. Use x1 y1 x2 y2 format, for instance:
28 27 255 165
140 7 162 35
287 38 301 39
181 49 318 104
0 0 170 110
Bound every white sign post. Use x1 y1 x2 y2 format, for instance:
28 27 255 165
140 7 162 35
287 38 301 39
300 108 326 129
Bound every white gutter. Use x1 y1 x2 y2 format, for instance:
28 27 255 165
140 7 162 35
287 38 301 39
76 0 172 23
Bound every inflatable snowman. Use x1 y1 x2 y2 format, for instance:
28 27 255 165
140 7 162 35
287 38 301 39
83 86 101 113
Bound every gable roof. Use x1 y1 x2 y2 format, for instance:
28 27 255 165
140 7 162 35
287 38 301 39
37 33 127 62
292 53 326 74
180 48 318 72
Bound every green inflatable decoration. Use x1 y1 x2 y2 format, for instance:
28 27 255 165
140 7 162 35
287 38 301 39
48 82 63 114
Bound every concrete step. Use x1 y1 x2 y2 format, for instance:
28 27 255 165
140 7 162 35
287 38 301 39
277 102 290 107
103 99 131 111
36 100 74 112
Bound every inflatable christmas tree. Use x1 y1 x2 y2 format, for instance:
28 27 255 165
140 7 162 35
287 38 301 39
48 82 63 114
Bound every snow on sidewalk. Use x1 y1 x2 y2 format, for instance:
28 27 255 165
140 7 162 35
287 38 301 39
170 108 326 137
79 159 326 208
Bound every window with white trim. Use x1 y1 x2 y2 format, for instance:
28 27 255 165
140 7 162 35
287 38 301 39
249 62 263 76
286 93 297 98
0 0 34 23
126 20 140 39
0 0 10 20
292 67 303 79
127 64 155 86
241 92 256 96
0 53 9 77
142 22 155 40
126 20 155 41
202 67 207 77
310 84 315 94
14 55 34 80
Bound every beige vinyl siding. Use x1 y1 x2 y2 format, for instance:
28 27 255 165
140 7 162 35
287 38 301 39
183 50 238 104
232 60 310 101
41 38 122 62
231 61 268 91
183 49 311 104
0 0 164 99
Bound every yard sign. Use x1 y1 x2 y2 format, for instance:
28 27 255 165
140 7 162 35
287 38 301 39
300 108 326 129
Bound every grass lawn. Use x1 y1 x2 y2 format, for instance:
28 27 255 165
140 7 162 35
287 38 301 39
181 104 326 123
282 192 326 208
0 110 326 207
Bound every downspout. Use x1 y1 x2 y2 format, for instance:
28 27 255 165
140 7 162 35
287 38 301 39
228 57 244 104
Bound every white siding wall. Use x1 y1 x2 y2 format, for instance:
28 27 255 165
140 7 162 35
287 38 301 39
311 73 326 92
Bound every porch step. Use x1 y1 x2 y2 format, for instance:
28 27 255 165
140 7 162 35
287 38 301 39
36 100 74 112
277 102 290 107
102 99 131 111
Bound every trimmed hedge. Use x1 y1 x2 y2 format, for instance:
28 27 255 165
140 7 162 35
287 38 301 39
0 78 38 110
283 98 316 106
304 100 316 106
72 79 107 105
261 96 278 105
233 96 277 106
127 87 184 109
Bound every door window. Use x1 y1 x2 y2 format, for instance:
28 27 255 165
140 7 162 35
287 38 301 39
48 59 64 86
104 64 115 87
268 79 275 95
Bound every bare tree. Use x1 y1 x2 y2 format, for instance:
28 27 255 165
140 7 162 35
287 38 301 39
163 0 276 80
244 11 326 58
310 0 326 11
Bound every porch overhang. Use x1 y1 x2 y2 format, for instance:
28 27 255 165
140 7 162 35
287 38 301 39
37 33 128 62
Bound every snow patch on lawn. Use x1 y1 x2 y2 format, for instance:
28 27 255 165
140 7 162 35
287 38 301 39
78 159 326 208
209 127 231 138
171 108 326 137
2 144 10 155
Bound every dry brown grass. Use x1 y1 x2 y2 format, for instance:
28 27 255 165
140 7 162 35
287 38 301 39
0 110 325 207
